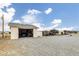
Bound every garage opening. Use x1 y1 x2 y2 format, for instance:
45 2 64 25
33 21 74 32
19 28 33 38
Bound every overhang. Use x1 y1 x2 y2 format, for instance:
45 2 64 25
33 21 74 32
8 23 38 29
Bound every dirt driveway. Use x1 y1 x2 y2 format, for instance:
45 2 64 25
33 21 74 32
0 36 79 56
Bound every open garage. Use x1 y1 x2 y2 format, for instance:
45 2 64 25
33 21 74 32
19 29 33 38
8 23 42 39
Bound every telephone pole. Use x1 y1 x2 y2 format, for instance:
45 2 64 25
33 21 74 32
1 15 4 39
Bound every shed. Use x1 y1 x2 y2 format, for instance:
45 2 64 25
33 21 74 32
8 23 42 39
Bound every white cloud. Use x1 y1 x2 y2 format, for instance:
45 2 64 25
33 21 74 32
32 23 46 31
30 19 62 31
7 7 16 13
11 8 54 31
22 15 38 24
0 24 10 31
52 19 62 24
22 9 42 24
12 20 21 23
3 10 15 23
36 19 62 31
0 9 3 13
51 19 62 29
32 22 60 31
45 8 53 15
27 9 41 15
22 9 45 31
32 23 42 28
1 7 16 26
0 3 16 31
62 27 74 31
5 7 16 22
57 27 74 31
0 3 12 9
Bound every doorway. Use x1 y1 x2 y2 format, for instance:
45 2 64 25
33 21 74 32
19 28 33 38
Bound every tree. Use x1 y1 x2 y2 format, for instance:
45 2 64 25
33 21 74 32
50 29 59 35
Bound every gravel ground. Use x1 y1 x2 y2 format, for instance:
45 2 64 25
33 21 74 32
0 35 79 56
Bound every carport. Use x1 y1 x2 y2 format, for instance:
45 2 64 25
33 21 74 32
8 23 42 39
19 28 33 38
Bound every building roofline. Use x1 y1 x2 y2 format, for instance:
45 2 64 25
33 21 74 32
8 23 38 29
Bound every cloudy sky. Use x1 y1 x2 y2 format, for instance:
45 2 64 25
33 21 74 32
0 3 79 31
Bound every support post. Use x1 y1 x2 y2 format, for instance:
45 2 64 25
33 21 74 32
2 15 4 39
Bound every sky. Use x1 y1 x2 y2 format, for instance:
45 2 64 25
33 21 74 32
0 3 79 31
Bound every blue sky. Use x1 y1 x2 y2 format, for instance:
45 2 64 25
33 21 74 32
12 3 79 30
0 3 79 31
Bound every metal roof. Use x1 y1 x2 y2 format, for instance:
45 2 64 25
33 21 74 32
8 23 38 29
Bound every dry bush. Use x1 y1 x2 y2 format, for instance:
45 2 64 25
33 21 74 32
0 34 11 40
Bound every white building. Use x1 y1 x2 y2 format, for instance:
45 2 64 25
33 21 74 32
8 23 42 39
